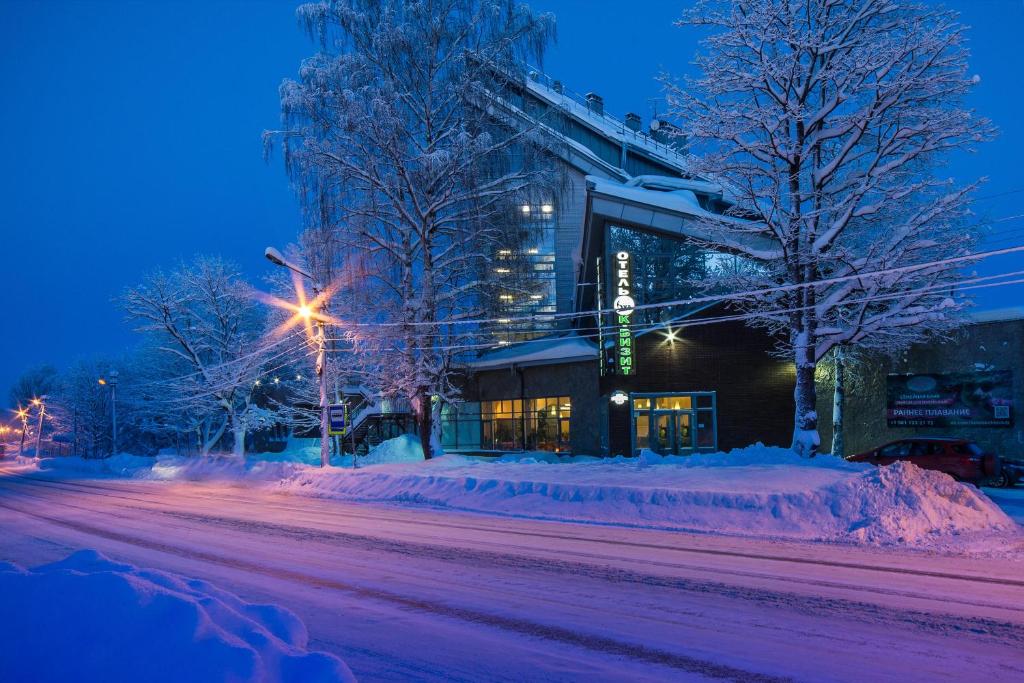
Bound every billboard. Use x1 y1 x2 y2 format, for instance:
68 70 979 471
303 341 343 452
886 370 1014 428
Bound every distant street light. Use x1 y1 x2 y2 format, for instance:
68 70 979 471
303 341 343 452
15 407 28 457
99 371 119 457
265 246 331 468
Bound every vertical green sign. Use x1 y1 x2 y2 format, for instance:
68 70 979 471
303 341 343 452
612 251 636 376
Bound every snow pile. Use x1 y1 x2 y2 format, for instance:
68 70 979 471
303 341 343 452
277 442 1016 548
14 440 1017 549
0 550 353 683
359 433 426 464
828 461 1012 544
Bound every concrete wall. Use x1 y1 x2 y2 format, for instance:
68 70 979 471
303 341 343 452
816 317 1024 460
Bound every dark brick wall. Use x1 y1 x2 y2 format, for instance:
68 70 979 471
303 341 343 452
600 317 796 455
461 361 603 454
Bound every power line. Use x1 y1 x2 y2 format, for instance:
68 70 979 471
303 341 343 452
326 269 1024 355
322 243 1024 331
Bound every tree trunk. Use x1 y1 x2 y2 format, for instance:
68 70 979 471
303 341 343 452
831 346 846 458
202 417 228 456
415 388 433 460
232 419 246 458
791 332 820 458
430 396 444 456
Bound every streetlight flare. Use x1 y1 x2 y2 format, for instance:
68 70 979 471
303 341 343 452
255 275 343 342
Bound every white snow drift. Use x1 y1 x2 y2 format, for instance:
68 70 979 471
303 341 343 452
0 550 354 683
20 438 1018 549
276 444 1016 548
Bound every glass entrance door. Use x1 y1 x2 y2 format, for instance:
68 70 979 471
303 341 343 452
630 393 718 456
675 412 694 453
650 410 694 455
652 411 673 454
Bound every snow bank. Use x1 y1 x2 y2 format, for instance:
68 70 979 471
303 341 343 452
0 550 353 683
276 443 1016 548
15 441 1017 549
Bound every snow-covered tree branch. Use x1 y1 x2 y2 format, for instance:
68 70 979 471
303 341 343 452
267 0 562 458
664 0 994 455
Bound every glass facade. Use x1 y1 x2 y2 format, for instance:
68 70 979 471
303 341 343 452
606 224 752 325
491 203 558 343
441 396 572 452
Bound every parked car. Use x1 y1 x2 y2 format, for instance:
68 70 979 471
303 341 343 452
848 438 1002 485
997 460 1023 488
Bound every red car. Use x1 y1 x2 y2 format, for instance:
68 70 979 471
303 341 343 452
848 438 1002 485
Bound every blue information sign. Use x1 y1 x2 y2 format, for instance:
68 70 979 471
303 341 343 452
328 404 348 436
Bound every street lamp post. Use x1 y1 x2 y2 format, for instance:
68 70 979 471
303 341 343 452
16 408 28 457
100 372 119 456
109 370 118 456
31 398 45 458
265 247 331 468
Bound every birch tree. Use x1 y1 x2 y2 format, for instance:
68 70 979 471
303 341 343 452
268 0 559 458
122 257 278 457
665 0 992 455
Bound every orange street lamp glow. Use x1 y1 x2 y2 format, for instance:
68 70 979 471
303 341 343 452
254 272 341 343
98 378 107 385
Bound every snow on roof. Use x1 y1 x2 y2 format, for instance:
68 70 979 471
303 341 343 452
624 175 725 198
967 307 1024 324
522 75 692 174
466 333 599 370
587 175 713 219
586 176 778 259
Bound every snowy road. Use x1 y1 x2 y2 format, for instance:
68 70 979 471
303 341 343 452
1 467 1023 682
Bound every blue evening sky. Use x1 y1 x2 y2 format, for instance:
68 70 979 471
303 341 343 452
1 0 1021 403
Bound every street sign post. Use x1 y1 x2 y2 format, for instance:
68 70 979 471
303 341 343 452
328 403 348 436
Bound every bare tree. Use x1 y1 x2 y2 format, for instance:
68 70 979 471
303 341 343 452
122 257 279 457
665 0 992 455
268 0 560 458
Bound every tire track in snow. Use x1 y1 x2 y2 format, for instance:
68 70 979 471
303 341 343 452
0 497 791 683
152 507 1024 646
9 472 1024 589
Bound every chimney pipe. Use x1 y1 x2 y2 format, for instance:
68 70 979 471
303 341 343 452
585 92 604 116
625 112 641 132
552 80 563 94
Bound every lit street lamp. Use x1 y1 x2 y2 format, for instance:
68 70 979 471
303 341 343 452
31 397 45 458
99 370 119 456
15 407 29 457
265 247 331 468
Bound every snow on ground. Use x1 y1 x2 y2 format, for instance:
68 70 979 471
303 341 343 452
17 438 1019 551
0 550 354 683
984 486 1024 525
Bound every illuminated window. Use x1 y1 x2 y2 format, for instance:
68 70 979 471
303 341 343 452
476 396 572 451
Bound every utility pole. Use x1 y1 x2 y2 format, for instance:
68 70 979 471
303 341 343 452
32 398 45 458
315 313 330 468
109 370 119 456
16 407 28 457
265 246 331 468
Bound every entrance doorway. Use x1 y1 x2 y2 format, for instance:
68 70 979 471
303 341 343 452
631 393 717 456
